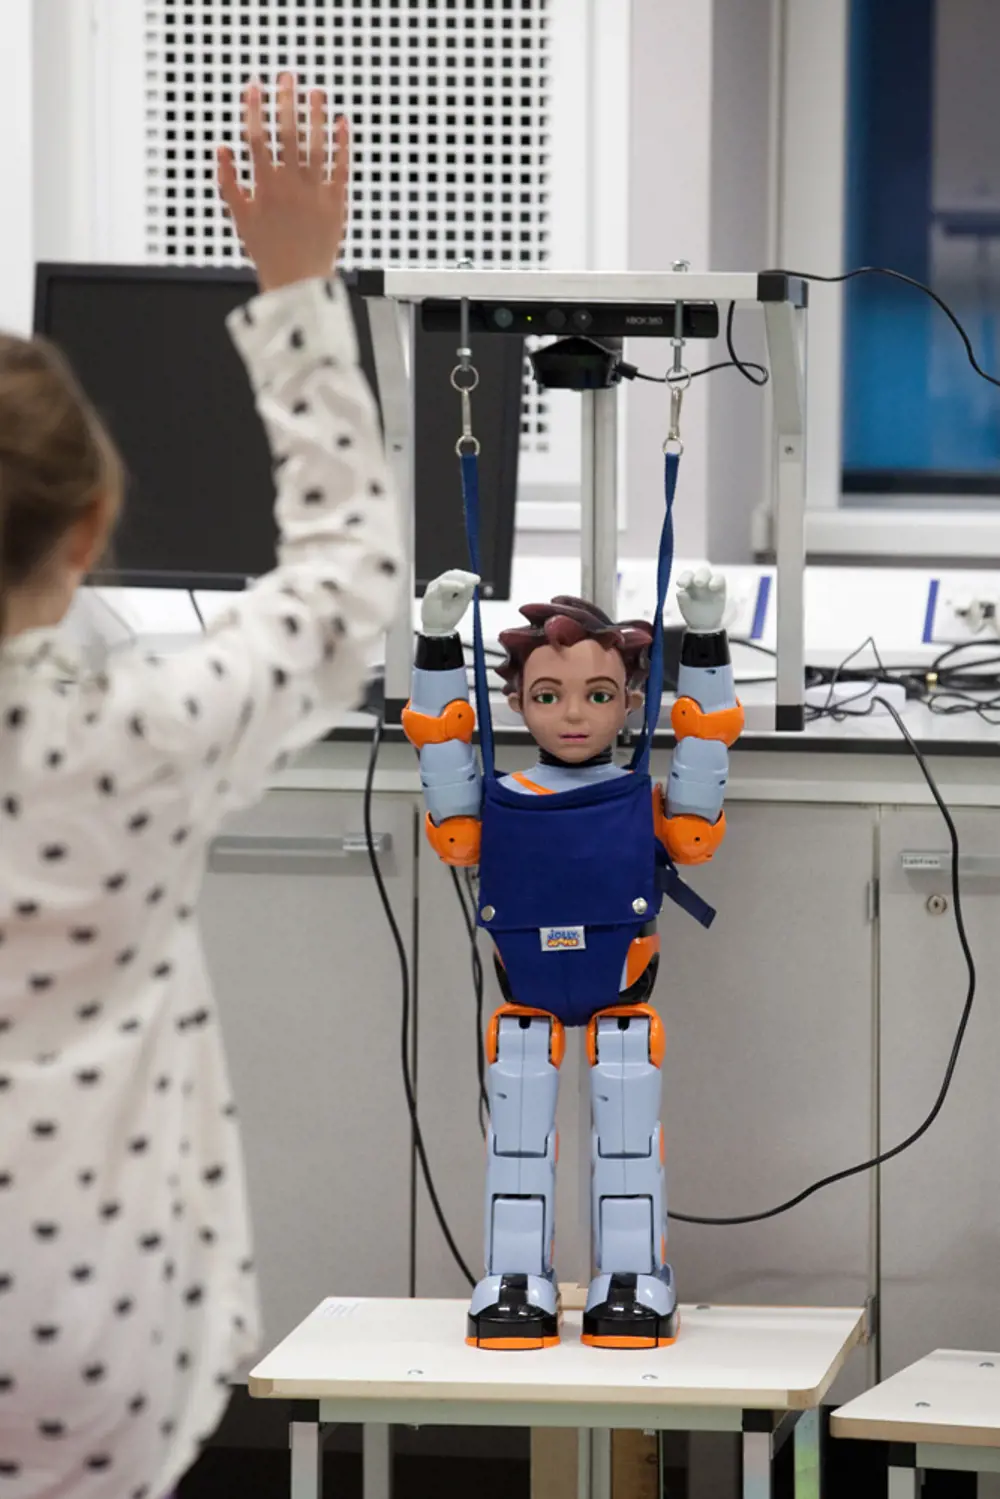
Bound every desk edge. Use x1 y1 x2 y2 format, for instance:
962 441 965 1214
831 1414 1000 1450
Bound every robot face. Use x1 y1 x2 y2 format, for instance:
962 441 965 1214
511 638 642 762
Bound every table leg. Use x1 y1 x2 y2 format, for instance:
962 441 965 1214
742 1431 773 1499
362 1424 392 1499
290 1421 322 1499
794 1409 821 1498
887 1468 919 1499
577 1430 591 1499
575 1431 612 1499
592 1429 611 1499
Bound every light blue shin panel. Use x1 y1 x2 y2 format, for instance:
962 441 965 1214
485 1015 559 1277
590 1015 666 1275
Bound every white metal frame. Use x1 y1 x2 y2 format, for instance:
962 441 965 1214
365 269 808 731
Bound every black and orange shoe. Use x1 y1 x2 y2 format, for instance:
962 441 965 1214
467 1274 561 1350
582 1273 680 1349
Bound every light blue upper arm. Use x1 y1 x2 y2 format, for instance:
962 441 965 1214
676 661 737 712
409 663 481 822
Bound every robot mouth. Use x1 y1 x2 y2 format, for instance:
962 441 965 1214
559 732 590 741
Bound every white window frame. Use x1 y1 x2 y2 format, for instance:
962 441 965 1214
777 0 1000 560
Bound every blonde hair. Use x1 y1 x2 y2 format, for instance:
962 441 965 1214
0 333 123 623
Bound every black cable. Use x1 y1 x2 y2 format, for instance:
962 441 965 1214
624 306 769 390
189 591 207 633
723 300 769 387
773 265 1000 393
364 713 477 1285
449 866 490 1136
730 637 778 660
670 694 977 1226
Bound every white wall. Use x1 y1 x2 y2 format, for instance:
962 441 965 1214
625 0 714 561
0 0 34 334
706 0 773 563
623 0 782 565
778 0 849 519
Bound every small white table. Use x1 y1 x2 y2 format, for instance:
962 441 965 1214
831 1349 1000 1498
249 1298 864 1499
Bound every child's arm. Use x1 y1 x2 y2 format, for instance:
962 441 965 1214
654 571 744 865
96 77 402 808
403 570 482 867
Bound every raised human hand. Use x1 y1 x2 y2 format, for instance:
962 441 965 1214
217 73 350 293
421 570 481 637
676 568 727 633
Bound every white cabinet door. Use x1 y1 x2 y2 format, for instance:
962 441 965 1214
879 807 1000 1375
663 802 877 1336
200 789 417 1344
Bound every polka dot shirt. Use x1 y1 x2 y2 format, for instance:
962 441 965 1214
0 277 401 1499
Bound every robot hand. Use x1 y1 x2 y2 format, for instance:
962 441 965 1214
421 569 481 637
676 568 727 634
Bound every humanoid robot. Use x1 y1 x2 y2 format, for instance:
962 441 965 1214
403 567 742 1349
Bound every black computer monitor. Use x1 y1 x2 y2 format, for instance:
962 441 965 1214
32 263 520 597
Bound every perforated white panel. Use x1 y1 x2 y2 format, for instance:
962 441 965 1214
143 0 554 451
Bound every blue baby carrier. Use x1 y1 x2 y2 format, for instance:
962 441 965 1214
460 447 714 1028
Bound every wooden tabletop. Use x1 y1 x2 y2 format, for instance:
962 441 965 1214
832 1349 1000 1449
249 1298 864 1414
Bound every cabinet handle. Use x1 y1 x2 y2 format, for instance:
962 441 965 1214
209 832 392 875
901 850 1000 878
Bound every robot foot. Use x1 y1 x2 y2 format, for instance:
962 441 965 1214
466 1273 561 1350
582 1269 680 1349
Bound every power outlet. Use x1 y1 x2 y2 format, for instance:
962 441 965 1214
929 576 1000 644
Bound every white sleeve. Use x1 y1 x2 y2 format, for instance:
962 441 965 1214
96 275 402 810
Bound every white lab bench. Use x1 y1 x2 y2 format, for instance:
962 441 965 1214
248 1297 864 1499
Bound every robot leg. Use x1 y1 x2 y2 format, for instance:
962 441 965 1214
583 1004 679 1349
467 1006 564 1350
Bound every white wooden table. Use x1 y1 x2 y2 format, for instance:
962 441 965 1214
831 1349 1000 1498
248 1298 864 1499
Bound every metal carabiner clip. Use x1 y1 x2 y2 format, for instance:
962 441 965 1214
664 368 691 455
664 294 689 454
452 292 481 456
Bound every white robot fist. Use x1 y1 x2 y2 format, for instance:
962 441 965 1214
421 568 481 637
676 568 727 633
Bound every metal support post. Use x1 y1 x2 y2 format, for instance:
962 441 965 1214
763 301 806 731
367 296 416 716
580 387 619 619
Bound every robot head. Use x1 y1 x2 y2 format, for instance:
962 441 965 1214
496 597 653 763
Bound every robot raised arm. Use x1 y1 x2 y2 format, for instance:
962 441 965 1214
655 569 744 866
403 569 483 867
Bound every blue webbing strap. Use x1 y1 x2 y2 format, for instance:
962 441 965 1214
459 450 496 780
631 450 679 773
657 851 717 929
